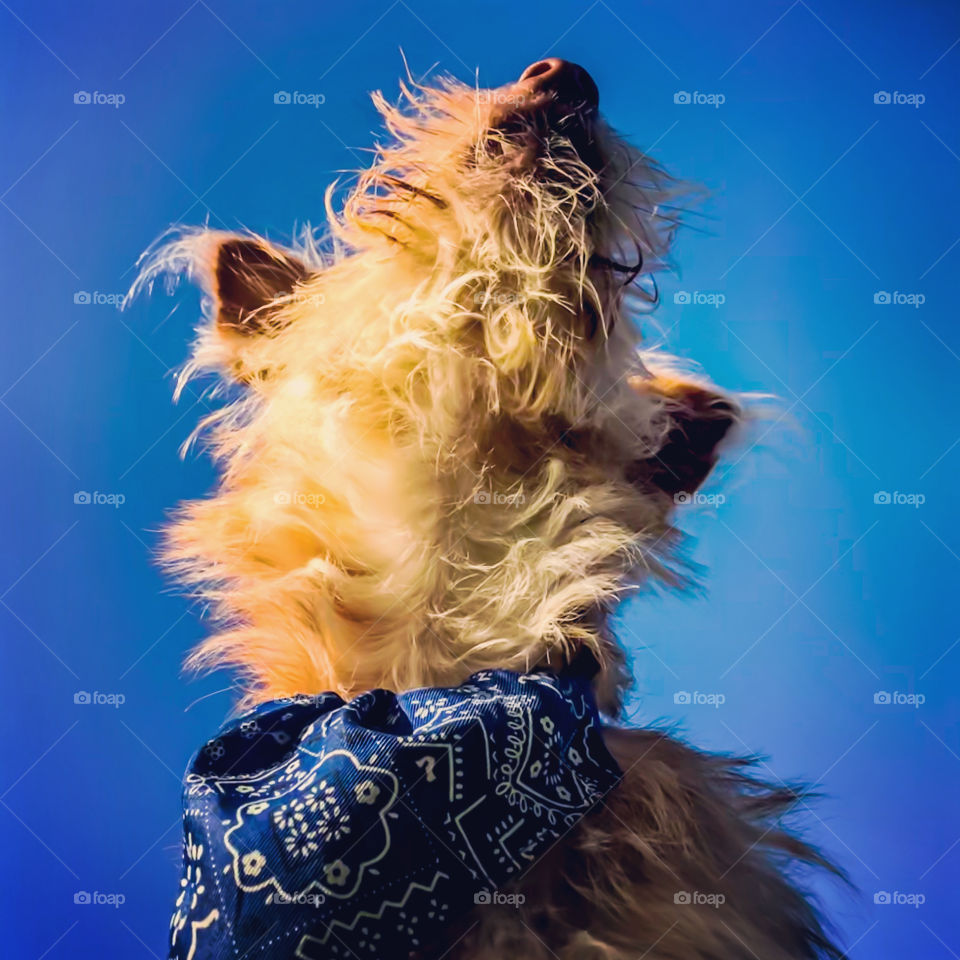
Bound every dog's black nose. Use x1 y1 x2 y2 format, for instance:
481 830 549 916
518 58 599 111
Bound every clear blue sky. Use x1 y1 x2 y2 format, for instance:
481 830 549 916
3 1 958 957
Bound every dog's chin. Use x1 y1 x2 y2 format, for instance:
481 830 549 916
487 96 604 178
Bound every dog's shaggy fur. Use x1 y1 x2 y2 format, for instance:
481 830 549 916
137 65 845 958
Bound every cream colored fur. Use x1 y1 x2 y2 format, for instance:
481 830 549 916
133 76 707 710
135 70 844 958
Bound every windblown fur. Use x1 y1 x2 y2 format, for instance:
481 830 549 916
136 65 844 958
447 728 844 960
133 75 710 708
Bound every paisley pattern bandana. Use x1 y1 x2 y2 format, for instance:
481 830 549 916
169 669 621 960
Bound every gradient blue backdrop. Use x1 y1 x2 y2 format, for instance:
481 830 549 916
3 1 958 957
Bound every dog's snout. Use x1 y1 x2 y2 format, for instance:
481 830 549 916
518 58 599 111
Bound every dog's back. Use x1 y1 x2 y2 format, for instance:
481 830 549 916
449 727 844 959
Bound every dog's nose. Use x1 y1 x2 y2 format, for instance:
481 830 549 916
518 58 599 110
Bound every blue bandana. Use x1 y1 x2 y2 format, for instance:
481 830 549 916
169 668 621 960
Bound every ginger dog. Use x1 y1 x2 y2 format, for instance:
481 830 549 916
139 59 844 959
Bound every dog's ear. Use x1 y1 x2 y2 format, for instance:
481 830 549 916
205 237 312 334
628 376 740 497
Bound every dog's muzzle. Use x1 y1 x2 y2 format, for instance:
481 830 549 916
491 58 602 170
516 58 599 113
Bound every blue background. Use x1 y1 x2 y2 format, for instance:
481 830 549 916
3 1 958 956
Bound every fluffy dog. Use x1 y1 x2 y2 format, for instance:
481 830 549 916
140 59 844 959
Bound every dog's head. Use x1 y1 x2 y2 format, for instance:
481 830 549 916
135 62 739 712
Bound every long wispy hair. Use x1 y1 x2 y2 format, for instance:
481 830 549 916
135 69 846 960
132 74 726 711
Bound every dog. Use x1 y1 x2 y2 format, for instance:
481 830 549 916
138 59 845 959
